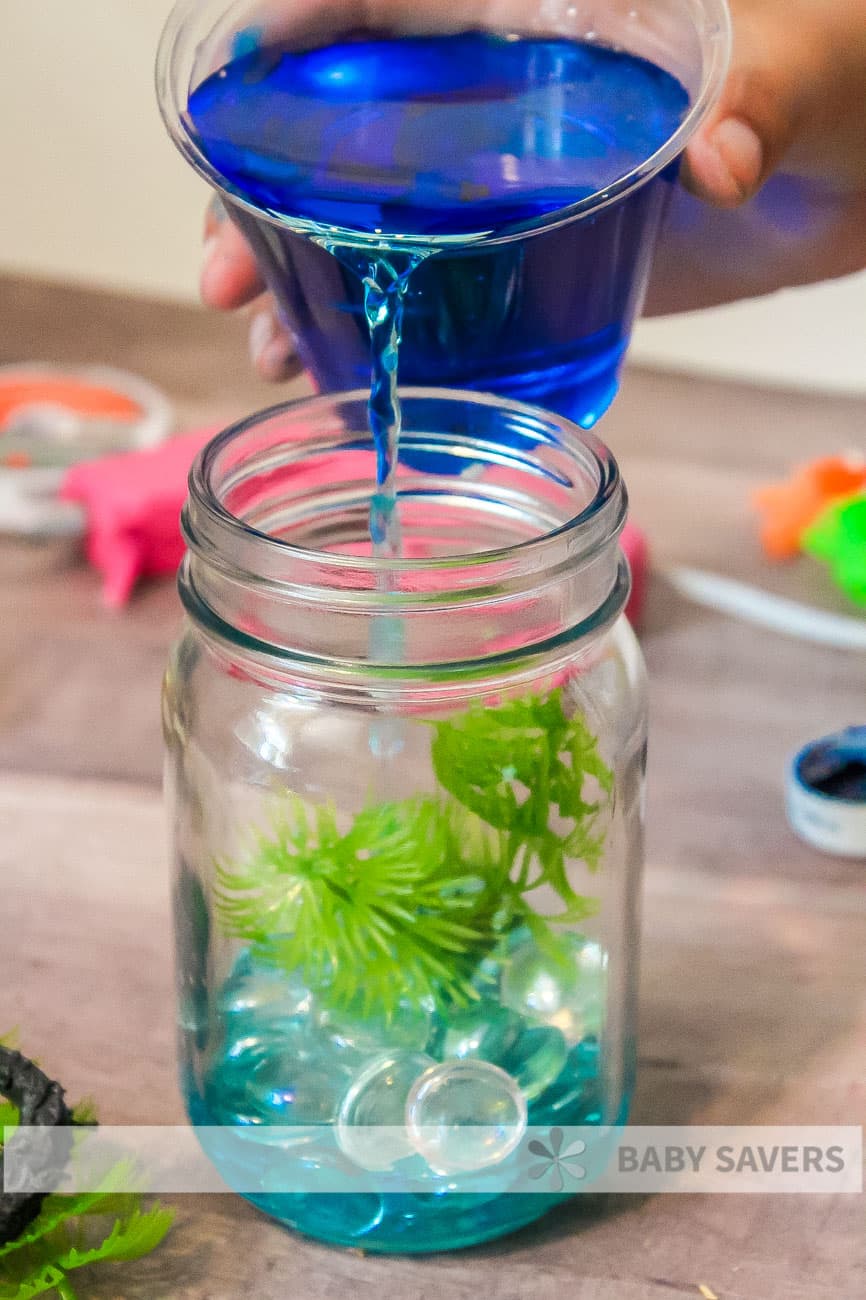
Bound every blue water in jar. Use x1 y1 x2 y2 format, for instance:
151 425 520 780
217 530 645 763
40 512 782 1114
186 32 690 433
183 942 630 1252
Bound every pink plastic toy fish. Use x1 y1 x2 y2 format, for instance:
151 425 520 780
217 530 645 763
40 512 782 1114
61 430 215 608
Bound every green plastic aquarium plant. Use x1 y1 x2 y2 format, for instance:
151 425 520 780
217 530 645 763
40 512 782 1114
0 1037 174 1300
0 1179 174 1300
217 689 613 1017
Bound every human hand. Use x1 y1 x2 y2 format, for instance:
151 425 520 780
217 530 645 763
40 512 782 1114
198 0 866 372
647 0 866 311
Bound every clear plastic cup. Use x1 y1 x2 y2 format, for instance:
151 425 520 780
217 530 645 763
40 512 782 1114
157 1 730 427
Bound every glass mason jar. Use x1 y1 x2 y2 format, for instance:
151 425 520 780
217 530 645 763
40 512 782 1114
163 390 647 1253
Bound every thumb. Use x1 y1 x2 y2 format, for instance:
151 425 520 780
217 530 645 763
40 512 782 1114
681 6 822 208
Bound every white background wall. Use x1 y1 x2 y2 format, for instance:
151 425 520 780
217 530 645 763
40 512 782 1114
0 1 203 302
2 0 864 394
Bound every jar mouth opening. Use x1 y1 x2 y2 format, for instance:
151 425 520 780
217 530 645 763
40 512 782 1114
183 389 628 670
190 388 625 578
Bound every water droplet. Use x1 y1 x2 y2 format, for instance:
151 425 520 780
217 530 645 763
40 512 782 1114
337 1051 435 1170
406 1060 527 1174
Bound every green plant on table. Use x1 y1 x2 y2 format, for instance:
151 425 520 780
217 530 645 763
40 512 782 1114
217 687 613 1017
0 1049 174 1300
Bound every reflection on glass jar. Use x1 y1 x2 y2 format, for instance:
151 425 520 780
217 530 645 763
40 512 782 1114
163 390 647 1252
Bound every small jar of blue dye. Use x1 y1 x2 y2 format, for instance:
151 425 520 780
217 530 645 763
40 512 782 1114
162 390 648 1252
788 728 866 858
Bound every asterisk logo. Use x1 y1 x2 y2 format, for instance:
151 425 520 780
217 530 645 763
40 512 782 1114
527 1128 587 1191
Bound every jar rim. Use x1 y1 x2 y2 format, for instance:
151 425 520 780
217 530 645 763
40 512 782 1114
182 388 629 674
189 387 626 578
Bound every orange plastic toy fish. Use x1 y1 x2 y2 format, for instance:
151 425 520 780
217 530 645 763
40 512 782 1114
753 457 866 560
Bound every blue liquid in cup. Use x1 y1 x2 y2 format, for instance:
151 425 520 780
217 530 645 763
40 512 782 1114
187 33 689 430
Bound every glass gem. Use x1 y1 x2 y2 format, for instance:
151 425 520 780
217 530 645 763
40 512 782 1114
406 1060 528 1174
337 1050 435 1171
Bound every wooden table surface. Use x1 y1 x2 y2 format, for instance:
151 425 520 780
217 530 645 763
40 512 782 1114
1 274 864 1299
